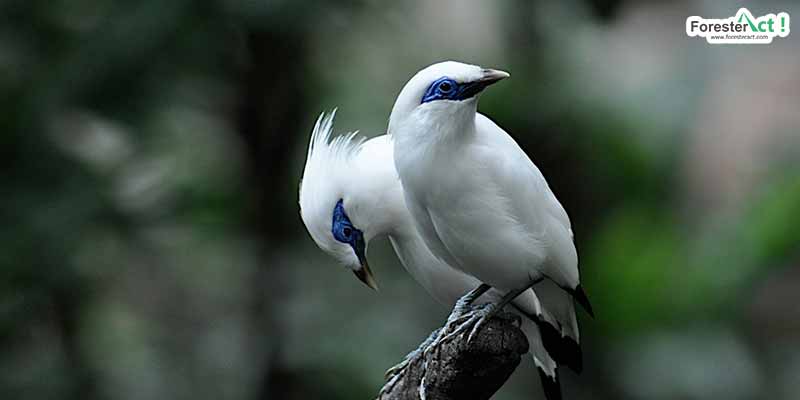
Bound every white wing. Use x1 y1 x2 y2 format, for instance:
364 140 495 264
473 113 580 290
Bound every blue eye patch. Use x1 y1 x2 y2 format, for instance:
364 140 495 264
421 77 488 104
332 199 362 245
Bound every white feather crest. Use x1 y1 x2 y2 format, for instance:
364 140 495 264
305 109 366 173
299 110 368 257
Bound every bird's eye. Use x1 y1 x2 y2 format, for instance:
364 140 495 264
438 81 453 93
342 227 352 238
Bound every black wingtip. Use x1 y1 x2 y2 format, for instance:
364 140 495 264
572 284 595 318
535 319 583 374
537 367 563 400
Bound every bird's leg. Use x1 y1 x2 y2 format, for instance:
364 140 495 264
443 285 532 344
444 283 492 325
423 284 492 355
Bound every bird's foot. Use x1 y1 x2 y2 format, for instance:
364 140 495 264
422 285 491 357
440 302 497 344
438 285 527 344
379 327 441 397
384 327 441 380
378 371 404 398
421 304 492 361
423 307 474 356
383 358 410 381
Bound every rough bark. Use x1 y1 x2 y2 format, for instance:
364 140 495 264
378 312 529 400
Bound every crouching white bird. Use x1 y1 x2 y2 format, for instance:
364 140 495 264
389 61 593 340
299 111 580 400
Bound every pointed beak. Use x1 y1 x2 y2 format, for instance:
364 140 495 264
479 69 510 86
353 261 379 291
459 69 510 99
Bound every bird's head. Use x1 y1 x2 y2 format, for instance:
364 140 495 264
388 61 509 135
299 111 401 291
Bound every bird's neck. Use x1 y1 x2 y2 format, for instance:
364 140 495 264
388 226 489 309
353 193 405 242
396 110 478 154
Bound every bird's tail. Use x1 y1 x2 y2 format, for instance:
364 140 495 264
570 284 594 318
512 297 582 373
520 312 562 400
535 317 582 374
535 358 563 400
534 279 583 373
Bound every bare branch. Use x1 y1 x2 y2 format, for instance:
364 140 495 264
378 312 529 400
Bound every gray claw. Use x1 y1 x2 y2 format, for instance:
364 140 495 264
384 358 410 380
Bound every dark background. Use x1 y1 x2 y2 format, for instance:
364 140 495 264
2 1 799 399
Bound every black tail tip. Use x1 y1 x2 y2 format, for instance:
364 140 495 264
537 367 563 400
536 319 583 374
573 285 595 318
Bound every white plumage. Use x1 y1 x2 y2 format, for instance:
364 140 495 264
298 112 575 397
389 61 593 321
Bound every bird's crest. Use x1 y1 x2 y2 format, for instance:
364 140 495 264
304 109 366 175
299 110 367 256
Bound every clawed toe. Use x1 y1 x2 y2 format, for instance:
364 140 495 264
380 355 419 396
379 372 404 397
442 303 495 344
384 359 409 380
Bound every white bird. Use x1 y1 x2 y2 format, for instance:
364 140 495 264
389 61 593 340
298 111 578 400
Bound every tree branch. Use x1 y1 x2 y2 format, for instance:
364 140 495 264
378 312 529 400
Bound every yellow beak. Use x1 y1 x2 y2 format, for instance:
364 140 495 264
353 261 379 291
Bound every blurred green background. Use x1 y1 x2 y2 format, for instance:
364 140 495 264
2 0 799 399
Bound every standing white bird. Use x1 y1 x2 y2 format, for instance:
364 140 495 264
299 111 579 400
389 61 593 337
